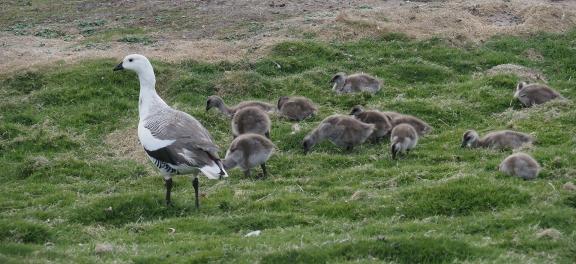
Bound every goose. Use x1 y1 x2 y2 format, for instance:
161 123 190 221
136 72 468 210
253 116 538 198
390 124 418 159
330 72 381 94
206 95 275 117
514 82 562 107
349 105 393 142
113 54 227 209
461 130 534 150
390 114 432 136
223 133 275 178
302 115 374 153
232 106 271 138
277 96 317 121
499 152 540 180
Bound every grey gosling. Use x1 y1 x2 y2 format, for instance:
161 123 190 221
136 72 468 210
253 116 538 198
499 152 540 180
206 95 274 117
232 106 271 138
223 133 275 178
390 124 418 159
277 96 318 121
349 105 393 142
514 82 562 107
302 115 375 153
331 72 381 94
461 130 534 150
390 114 432 136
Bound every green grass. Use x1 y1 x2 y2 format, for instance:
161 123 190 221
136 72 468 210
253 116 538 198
1 30 576 263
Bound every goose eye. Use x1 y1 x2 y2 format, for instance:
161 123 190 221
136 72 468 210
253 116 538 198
129 58 133 62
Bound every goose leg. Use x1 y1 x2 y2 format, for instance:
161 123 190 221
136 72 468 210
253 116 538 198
164 178 173 206
260 163 268 179
192 176 200 209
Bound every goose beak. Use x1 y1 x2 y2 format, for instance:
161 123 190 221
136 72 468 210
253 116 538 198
460 142 467 148
113 63 124 71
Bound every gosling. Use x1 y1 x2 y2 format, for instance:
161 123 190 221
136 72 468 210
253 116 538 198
206 95 274 117
277 96 318 121
390 124 418 159
499 152 540 180
330 72 381 94
302 115 374 153
232 106 271 138
461 130 534 150
390 114 432 136
514 82 562 107
223 133 275 178
349 105 393 142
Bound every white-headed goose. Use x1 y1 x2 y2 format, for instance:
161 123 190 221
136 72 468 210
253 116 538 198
114 54 227 209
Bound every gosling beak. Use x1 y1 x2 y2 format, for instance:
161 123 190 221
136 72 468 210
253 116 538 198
113 63 124 71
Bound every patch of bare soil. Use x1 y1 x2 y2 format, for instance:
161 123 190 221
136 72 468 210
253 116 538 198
1 0 576 74
104 126 149 166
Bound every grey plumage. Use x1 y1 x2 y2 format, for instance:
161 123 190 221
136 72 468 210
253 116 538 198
461 130 534 150
331 72 381 94
302 115 375 153
143 108 222 170
390 124 418 159
390 114 432 136
206 95 274 117
223 133 275 178
231 106 271 138
514 82 562 107
499 152 540 180
277 96 317 121
349 105 393 141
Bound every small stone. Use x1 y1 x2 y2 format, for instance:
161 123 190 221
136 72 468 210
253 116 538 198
94 243 114 254
244 230 261 237
563 182 576 191
536 228 561 240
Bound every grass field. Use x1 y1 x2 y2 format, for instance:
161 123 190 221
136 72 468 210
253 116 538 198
1 30 576 263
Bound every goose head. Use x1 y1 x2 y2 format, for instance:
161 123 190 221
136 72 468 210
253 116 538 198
113 54 152 75
461 130 479 148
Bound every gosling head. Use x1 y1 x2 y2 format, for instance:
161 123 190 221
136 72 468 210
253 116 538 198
302 135 315 154
461 130 479 148
349 105 365 116
514 81 527 98
277 96 290 110
206 95 224 111
330 72 347 84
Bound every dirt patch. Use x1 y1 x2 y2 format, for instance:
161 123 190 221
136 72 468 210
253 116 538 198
104 126 149 166
1 0 576 74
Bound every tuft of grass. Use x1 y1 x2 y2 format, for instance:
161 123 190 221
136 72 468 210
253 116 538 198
117 35 155 45
261 237 483 263
397 177 531 218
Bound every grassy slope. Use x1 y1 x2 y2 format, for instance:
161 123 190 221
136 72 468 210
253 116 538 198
1 31 576 263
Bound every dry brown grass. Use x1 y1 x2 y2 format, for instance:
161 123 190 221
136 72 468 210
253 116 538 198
2 0 576 74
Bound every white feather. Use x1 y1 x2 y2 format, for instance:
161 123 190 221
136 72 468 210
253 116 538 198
200 163 228 180
138 122 175 151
